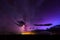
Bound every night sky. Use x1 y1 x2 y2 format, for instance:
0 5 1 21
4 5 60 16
0 0 60 34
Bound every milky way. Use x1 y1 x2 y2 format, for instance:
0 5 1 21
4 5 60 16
0 0 60 34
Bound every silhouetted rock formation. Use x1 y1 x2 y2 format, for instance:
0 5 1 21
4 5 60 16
47 25 60 31
46 25 60 34
31 30 51 35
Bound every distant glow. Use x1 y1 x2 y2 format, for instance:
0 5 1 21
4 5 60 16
30 13 60 30
35 16 60 30
21 31 36 35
